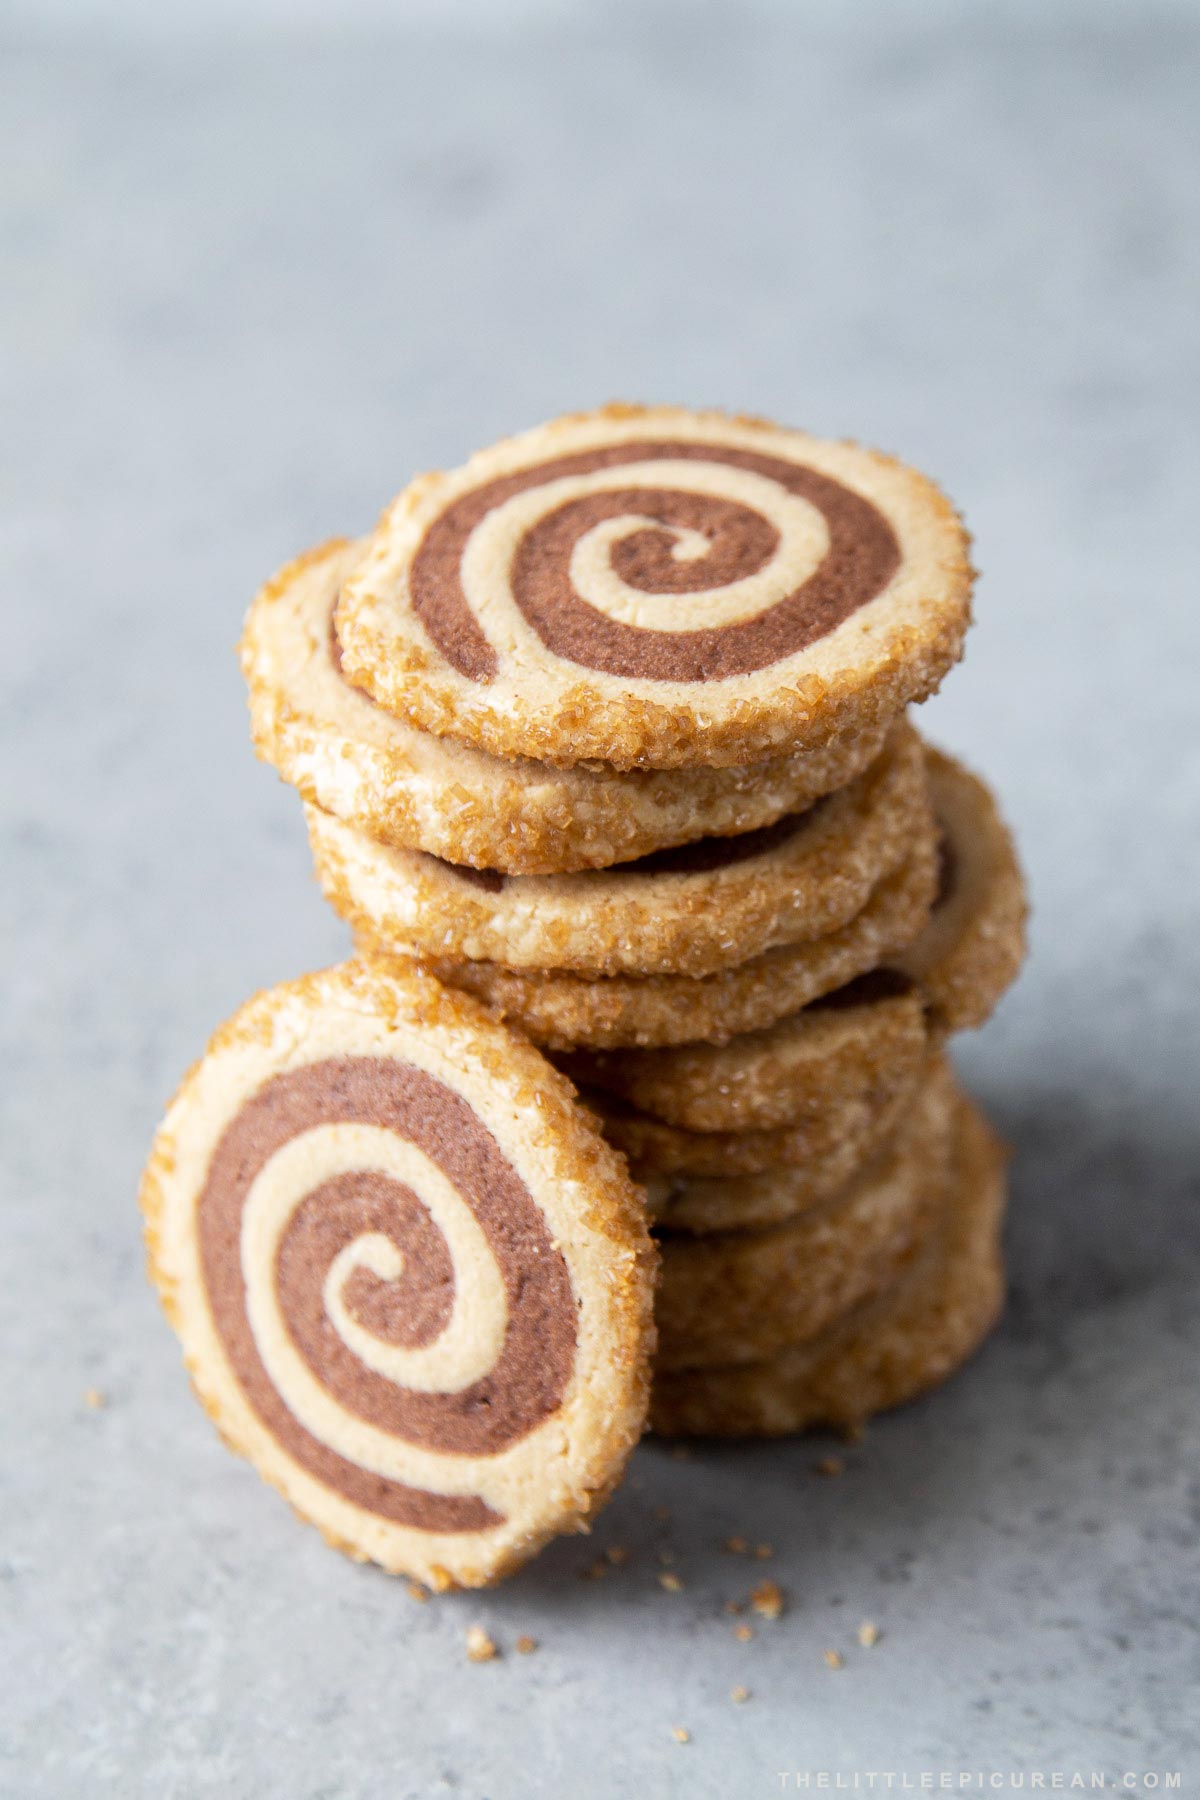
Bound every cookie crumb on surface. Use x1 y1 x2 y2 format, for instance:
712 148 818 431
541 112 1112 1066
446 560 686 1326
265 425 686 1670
753 1543 773 1560
83 1388 107 1410
734 1623 754 1642
858 1620 880 1648
730 1685 751 1704
723 1599 744 1616
580 1556 609 1580
605 1545 630 1566
750 1580 784 1621
515 1635 538 1656
672 1727 691 1744
724 1535 748 1554
815 1455 845 1478
654 1505 671 1523
465 1626 498 1663
658 1572 684 1593
824 1649 844 1670
406 1582 429 1604
669 1446 692 1461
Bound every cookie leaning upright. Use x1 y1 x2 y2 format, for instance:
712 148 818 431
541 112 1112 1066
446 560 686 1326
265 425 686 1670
139 960 656 1591
334 405 974 770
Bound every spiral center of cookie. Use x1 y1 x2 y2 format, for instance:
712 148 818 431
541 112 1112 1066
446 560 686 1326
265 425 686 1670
411 441 900 683
198 1057 577 1532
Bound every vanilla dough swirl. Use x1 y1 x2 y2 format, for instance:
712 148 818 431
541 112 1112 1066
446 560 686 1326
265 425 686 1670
197 1055 575 1533
409 440 901 683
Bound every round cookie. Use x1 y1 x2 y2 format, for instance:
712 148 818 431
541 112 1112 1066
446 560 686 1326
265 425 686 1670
639 1044 942 1235
139 962 656 1590
307 723 929 979
650 1092 1006 1436
640 1056 925 1234
377 839 938 1052
335 404 973 771
653 1057 956 1373
241 539 893 875
581 1057 917 1182
560 968 928 1135
893 747 1027 1032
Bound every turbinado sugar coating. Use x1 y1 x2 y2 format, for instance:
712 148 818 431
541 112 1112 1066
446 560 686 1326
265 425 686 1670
652 1056 957 1370
560 969 927 1135
306 722 933 979
650 1091 1007 1437
388 841 939 1052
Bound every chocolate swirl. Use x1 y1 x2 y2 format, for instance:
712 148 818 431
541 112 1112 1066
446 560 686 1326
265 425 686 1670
198 1057 576 1533
411 441 900 683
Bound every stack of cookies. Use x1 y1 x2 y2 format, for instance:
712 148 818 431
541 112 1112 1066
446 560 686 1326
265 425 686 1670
242 405 1026 1440
142 405 1025 1589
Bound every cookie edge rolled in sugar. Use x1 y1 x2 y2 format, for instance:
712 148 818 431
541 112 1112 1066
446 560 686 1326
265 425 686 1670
139 961 657 1590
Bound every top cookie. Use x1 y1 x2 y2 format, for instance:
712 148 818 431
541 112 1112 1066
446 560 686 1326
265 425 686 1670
240 538 892 873
335 405 974 770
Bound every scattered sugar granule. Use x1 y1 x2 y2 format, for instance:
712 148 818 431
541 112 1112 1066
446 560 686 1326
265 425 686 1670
750 1580 784 1621
465 1626 498 1663
857 1621 880 1648
672 1727 691 1744
730 1685 751 1704
658 1572 684 1593
823 1649 844 1670
84 1388 107 1410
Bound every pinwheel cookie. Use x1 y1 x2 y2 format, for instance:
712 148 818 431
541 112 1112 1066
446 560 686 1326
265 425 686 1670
139 962 656 1590
653 1056 956 1372
374 840 939 1052
334 404 973 770
894 747 1027 1033
639 1041 935 1236
581 1061 917 1183
242 538 892 874
308 723 930 979
560 968 928 1135
651 1091 1006 1436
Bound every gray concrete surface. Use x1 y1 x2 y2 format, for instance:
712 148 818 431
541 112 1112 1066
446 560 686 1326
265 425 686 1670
3 4 1199 1794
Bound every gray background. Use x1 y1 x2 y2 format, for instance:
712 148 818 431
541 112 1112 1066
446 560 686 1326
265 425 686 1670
3 2 1198 1794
